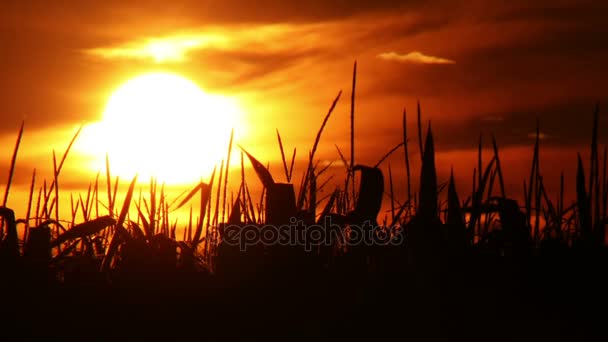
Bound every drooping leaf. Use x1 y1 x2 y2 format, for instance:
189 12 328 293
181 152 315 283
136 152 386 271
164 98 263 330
174 182 209 211
241 147 275 189
352 165 384 224
51 215 115 247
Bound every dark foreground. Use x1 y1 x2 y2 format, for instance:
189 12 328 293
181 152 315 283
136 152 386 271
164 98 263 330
2 240 607 341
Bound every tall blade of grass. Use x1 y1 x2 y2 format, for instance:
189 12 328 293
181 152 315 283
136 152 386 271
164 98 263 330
350 61 356 179
447 168 464 227
591 104 600 234
309 160 317 216
2 121 24 207
315 160 334 179
134 202 150 237
25 168 36 223
317 189 339 224
534 160 542 241
317 175 335 195
289 148 297 182
466 157 496 234
43 125 83 211
117 175 138 228
35 185 42 227
374 142 405 168
389 164 395 221
240 151 248 222
192 169 214 247
539 177 557 230
42 180 49 219
83 183 92 221
478 134 483 188
160 181 166 234
150 177 156 235
70 194 76 226
589 104 599 202
99 228 124 273
245 183 257 224
526 120 540 231
417 101 424 162
311 91 342 170
348 62 358 204
187 205 193 242
111 175 119 212
52 150 60 224
277 129 290 182
212 160 225 227
100 174 138 272
335 145 350 171
577 154 592 240
602 146 607 224
403 108 412 212
175 182 208 211
418 123 438 221
23 168 36 243
559 171 565 226
57 124 82 174
222 129 234 225
94 171 100 218
491 134 506 198
165 203 170 237
483 169 498 235
259 183 267 223
297 158 312 211
105 153 112 216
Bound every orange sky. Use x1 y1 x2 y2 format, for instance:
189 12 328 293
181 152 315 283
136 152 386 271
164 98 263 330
1 1 607 222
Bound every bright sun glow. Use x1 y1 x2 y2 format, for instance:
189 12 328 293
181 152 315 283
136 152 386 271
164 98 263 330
79 72 243 185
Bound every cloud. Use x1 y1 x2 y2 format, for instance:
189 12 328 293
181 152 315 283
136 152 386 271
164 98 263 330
377 51 456 64
85 34 228 63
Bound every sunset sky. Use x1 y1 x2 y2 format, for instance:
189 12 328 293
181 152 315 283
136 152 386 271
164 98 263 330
1 1 607 220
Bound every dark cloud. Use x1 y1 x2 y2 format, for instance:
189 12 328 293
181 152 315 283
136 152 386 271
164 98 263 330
491 0 608 24
372 99 604 153
1 0 607 153
1 0 429 29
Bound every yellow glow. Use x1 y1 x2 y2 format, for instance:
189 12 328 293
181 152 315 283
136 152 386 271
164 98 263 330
79 72 243 184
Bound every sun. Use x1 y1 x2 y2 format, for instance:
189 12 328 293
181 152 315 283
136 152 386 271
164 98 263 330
79 72 243 185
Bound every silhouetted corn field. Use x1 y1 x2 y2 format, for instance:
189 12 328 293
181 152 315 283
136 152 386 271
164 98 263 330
1 65 606 339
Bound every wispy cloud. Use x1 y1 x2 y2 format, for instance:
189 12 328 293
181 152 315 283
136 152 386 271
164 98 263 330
85 34 228 63
377 51 455 64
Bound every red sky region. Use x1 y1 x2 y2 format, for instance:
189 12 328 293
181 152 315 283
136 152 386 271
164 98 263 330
0 0 607 223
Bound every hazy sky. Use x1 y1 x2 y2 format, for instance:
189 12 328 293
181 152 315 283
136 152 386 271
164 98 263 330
1 0 607 215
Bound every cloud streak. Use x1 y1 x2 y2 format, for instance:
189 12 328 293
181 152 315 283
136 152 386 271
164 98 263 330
377 51 456 64
85 34 228 63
